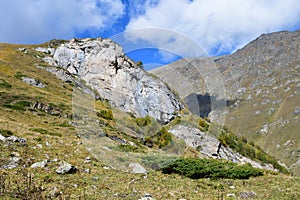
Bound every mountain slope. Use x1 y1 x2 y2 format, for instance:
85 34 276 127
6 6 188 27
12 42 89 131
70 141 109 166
150 29 300 175
0 38 298 199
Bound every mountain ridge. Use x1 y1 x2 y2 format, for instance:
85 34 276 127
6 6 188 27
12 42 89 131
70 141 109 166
150 29 300 176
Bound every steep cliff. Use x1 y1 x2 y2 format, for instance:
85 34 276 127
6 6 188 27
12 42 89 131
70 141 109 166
37 38 182 124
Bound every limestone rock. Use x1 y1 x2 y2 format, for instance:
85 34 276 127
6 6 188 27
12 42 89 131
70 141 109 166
31 160 48 168
22 77 45 88
0 134 6 142
42 38 182 123
55 161 77 174
129 163 147 174
169 124 276 171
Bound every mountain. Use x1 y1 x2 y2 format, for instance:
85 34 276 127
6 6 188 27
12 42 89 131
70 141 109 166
0 36 299 199
150 29 300 176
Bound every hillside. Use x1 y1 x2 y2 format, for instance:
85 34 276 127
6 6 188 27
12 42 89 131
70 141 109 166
150 29 300 176
0 38 299 199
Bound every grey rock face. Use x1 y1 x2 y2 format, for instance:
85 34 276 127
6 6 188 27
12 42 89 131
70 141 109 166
169 125 276 171
42 38 182 123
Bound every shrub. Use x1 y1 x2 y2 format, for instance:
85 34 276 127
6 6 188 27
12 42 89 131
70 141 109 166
30 128 62 137
135 115 151 127
3 101 30 111
0 129 14 137
154 127 173 148
161 158 263 179
198 118 209 132
0 79 12 89
218 131 288 173
97 109 113 120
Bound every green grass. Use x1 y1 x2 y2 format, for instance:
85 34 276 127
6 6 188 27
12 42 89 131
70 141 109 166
0 129 14 137
30 128 62 137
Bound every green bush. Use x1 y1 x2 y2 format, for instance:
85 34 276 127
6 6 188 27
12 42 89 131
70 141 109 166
218 131 288 174
14 72 26 80
0 129 14 137
154 127 173 148
97 109 113 120
0 79 12 89
198 118 209 132
161 158 263 179
135 115 151 127
3 101 30 111
30 128 62 137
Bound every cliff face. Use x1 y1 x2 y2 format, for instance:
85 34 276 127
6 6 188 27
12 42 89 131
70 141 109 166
38 38 182 124
150 30 300 175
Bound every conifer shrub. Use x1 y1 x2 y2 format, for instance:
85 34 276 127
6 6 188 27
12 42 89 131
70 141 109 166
161 158 263 179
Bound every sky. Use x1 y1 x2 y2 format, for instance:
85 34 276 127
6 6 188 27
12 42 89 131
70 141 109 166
1 0 300 70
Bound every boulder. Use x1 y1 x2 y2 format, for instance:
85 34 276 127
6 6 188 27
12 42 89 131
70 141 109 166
129 163 147 174
55 161 77 174
21 77 45 88
31 160 48 168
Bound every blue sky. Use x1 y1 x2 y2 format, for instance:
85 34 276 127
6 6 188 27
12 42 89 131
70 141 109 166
1 0 300 70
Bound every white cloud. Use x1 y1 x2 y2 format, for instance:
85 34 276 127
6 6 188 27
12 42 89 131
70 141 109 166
125 0 300 56
0 0 124 44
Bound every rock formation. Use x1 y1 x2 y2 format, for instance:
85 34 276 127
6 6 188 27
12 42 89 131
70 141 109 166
37 38 182 123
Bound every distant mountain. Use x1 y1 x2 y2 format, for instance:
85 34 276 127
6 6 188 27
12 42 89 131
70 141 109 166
150 29 300 175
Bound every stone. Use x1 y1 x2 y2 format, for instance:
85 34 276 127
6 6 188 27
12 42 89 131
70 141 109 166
21 77 45 88
227 193 235 197
55 161 77 174
31 160 48 168
239 191 256 199
3 157 20 169
0 134 6 142
92 176 99 181
129 163 147 174
293 108 300 114
45 141 51 147
6 136 26 143
84 157 91 163
139 193 155 200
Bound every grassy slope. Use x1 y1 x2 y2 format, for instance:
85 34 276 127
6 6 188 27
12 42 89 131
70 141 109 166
224 66 300 175
0 43 299 199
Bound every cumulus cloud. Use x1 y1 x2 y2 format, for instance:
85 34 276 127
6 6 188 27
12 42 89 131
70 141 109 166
0 0 124 44
125 0 300 57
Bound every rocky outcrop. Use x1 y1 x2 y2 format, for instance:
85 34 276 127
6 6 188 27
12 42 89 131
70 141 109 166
169 125 276 171
38 38 182 123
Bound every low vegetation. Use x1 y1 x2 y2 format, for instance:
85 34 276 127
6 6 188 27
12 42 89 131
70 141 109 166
96 109 113 120
218 130 288 173
161 158 263 179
